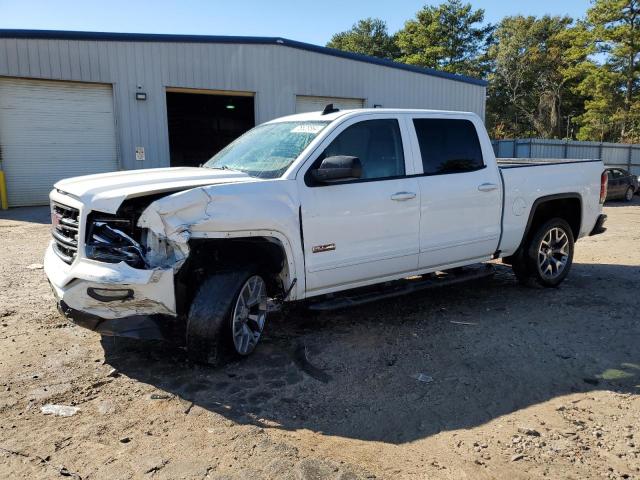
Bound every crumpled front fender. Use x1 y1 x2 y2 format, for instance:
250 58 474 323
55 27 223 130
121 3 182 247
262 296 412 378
136 180 304 299
137 188 213 269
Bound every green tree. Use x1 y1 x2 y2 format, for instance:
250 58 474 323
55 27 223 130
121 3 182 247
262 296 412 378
326 18 399 60
395 0 493 77
486 16 593 139
576 67 625 141
577 0 640 142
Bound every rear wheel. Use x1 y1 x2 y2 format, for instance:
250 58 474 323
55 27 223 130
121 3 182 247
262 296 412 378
511 218 575 288
186 270 268 366
625 186 634 202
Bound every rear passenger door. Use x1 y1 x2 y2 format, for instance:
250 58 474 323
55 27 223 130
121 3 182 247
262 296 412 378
407 115 502 269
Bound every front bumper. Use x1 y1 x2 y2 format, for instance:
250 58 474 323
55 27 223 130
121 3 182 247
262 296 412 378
45 241 177 322
589 214 607 236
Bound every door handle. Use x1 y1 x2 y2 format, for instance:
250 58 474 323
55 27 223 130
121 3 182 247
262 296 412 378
477 183 499 192
390 192 416 201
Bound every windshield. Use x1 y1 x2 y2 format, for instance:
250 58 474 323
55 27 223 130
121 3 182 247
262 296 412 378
203 121 330 178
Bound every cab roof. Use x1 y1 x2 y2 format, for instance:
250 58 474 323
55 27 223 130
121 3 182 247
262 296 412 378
269 108 479 123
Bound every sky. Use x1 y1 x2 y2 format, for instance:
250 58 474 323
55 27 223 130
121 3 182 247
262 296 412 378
0 0 591 46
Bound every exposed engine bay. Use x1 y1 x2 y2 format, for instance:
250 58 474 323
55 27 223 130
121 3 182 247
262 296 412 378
81 193 184 271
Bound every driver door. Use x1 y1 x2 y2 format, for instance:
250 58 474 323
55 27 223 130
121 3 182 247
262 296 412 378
297 115 420 295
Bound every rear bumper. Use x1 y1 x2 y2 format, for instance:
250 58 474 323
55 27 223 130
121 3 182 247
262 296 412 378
58 300 180 341
589 214 607 236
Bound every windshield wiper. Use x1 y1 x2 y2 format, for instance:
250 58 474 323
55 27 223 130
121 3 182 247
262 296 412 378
204 165 245 173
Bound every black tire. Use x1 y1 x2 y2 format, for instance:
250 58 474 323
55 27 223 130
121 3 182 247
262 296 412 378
511 217 575 288
624 186 634 202
186 269 266 366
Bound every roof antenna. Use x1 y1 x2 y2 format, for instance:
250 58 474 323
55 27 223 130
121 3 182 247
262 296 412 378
321 103 340 115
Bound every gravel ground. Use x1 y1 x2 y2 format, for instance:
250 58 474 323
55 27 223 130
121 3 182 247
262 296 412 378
1 199 639 479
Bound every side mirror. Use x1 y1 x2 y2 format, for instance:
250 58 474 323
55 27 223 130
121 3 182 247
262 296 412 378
311 156 362 183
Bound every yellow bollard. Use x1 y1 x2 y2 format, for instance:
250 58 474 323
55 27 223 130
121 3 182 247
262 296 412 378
0 170 8 210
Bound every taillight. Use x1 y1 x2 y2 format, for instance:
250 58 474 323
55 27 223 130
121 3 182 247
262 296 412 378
599 171 608 204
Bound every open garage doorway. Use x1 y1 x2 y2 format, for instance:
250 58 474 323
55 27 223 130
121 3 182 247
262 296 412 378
166 88 255 167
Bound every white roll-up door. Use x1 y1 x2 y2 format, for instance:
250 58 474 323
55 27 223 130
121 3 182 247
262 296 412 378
0 78 118 206
295 95 364 114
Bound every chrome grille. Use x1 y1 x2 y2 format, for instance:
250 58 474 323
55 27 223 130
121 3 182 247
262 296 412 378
51 202 80 264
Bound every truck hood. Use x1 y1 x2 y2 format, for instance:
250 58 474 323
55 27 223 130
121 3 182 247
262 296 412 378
54 167 254 213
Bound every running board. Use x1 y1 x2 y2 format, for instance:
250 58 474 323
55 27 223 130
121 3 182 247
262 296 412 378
307 264 495 311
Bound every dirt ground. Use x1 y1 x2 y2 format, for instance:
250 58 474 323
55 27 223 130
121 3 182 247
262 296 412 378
1 199 639 480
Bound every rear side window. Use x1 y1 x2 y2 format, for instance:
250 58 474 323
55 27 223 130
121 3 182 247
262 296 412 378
320 119 405 180
413 119 484 175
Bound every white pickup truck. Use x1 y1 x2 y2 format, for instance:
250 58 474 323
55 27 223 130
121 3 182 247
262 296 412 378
45 107 608 364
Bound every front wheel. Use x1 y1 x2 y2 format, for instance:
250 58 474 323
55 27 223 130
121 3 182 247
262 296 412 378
512 218 575 288
230 275 268 356
625 186 634 202
186 270 268 365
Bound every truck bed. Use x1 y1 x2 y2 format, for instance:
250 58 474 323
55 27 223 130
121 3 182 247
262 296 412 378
497 157 605 257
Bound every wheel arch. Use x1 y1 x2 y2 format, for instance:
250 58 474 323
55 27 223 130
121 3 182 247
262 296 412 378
517 193 582 253
175 232 298 316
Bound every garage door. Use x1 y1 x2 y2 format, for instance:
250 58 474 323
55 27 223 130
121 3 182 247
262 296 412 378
0 78 118 206
295 95 364 114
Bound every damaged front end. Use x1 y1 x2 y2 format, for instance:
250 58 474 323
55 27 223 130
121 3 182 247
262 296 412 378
85 216 148 268
48 184 292 342
46 193 191 342
84 195 188 271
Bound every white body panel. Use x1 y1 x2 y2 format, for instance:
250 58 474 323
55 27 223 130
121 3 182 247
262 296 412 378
300 176 421 292
55 166 254 213
43 108 605 321
297 112 421 293
498 160 604 255
403 112 503 268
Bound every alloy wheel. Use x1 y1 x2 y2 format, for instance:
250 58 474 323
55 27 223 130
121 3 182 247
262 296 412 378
231 275 267 355
537 227 570 280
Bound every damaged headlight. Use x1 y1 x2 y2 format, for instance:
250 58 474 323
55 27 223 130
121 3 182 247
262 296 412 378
85 218 148 268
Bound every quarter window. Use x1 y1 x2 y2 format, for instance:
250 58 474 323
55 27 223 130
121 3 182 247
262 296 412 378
413 119 484 175
319 119 405 180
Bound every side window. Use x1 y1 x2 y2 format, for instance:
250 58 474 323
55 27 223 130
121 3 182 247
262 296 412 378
319 119 405 180
413 119 484 175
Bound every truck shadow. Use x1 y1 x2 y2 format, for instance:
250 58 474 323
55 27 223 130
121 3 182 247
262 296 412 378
101 262 640 445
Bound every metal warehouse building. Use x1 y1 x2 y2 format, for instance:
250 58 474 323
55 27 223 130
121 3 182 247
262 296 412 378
0 30 487 206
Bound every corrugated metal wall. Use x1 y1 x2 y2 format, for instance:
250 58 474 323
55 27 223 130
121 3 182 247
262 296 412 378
492 139 640 175
0 37 486 171
0 78 118 205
